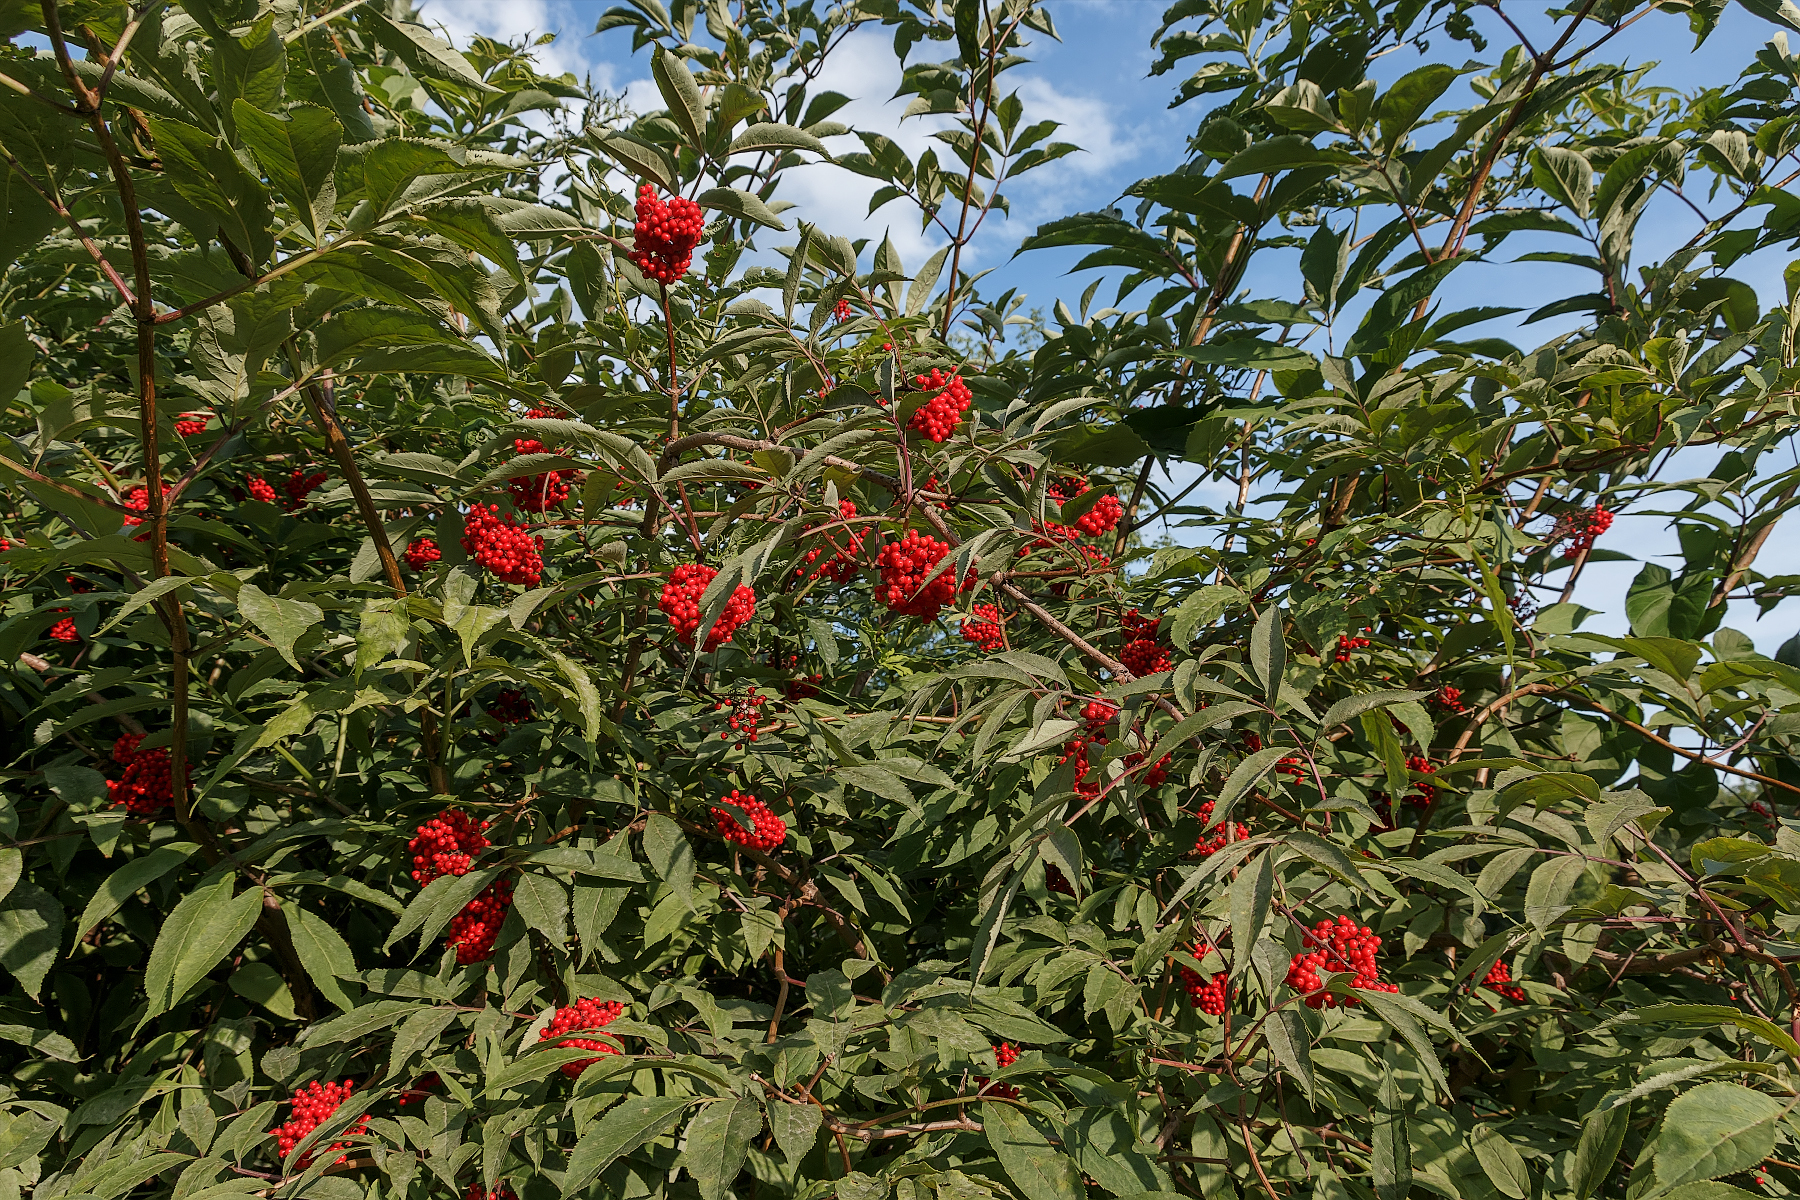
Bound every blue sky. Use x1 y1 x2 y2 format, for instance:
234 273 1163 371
423 0 1800 653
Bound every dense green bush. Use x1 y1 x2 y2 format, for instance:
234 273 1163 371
4 1 1800 1199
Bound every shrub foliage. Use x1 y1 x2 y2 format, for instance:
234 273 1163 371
3 1 1800 1199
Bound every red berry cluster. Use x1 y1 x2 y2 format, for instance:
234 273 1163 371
447 878 514 964
467 1184 517 1200
875 531 969 619
1334 632 1370 662
629 184 705 284
659 563 756 651
1193 800 1248 857
1284 915 1399 1009
959 603 1005 651
1433 684 1466 713
1082 698 1119 731
539 997 625 1077
978 1041 1023 1098
507 438 578 512
175 412 209 437
404 537 441 571
1127 751 1172 789
488 688 534 724
1181 963 1230 1015
1479 959 1526 1004
907 369 972 442
833 298 853 322
1751 799 1776 822
1407 755 1438 806
108 734 182 816
271 1079 368 1168
1276 755 1306 780
797 501 866 583
462 505 544 587
283 468 328 511
122 486 148 526
714 688 770 743
713 791 787 852
408 810 491 885
1058 734 1105 799
1045 476 1124 538
49 614 77 642
770 651 823 701
1119 609 1170 676
247 476 278 505
396 1072 439 1106
1565 504 1613 555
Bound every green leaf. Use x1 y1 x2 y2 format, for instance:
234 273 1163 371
1377 64 1458 152
233 101 342 239
1177 339 1316 371
0 884 63 1001
1738 0 1800 33
1372 1061 1411 1200
728 123 830 157
513 873 569 943
147 117 275 266
768 1102 822 1162
142 877 261 1021
984 1102 1084 1200
365 9 494 91
73 844 196 944
1620 1004 1800 1060
1573 1104 1629 1199
1228 853 1273 981
697 186 789 232
652 45 707 147
1646 1082 1785 1197
1264 1006 1315 1101
683 1093 763 1200
236 583 324 671
0 1022 79 1062
1471 1125 1529 1199
1249 605 1285 702
284 904 358 1012
562 1096 696 1197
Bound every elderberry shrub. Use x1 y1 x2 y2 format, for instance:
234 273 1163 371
4 2 1797 1199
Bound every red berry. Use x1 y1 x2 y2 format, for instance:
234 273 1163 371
629 185 705 284
396 1072 439 1106
407 810 492 886
959 603 1005 651
282 467 328 511
404 537 442 571
175 412 209 437
874 531 970 619
467 1183 517 1200
49 615 78 642
907 368 972 443
796 501 867 583
461 505 545 587
713 791 787 852
121 486 149 526
271 1079 368 1168
1180 958 1231 1015
488 688 534 724
1192 800 1248 857
1284 915 1398 1009
447 878 514 964
539 997 625 1077
106 735 186 816
507 438 578 512
658 563 755 651
1478 959 1526 1004
247 476 278 505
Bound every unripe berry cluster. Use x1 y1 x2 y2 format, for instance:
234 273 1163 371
1334 632 1370 662
539 997 625 1077
1479 959 1526 1003
797 501 866 583
447 878 514 964
959 603 1005 651
1284 915 1398 1009
714 791 787 851
629 185 705 283
108 734 182 816
907 369 972 442
462 505 544 587
408 810 491 885
271 1079 368 1167
488 688 534 724
1193 800 1248 857
404 537 441 571
175 412 209 437
658 563 756 651
875 531 969 619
